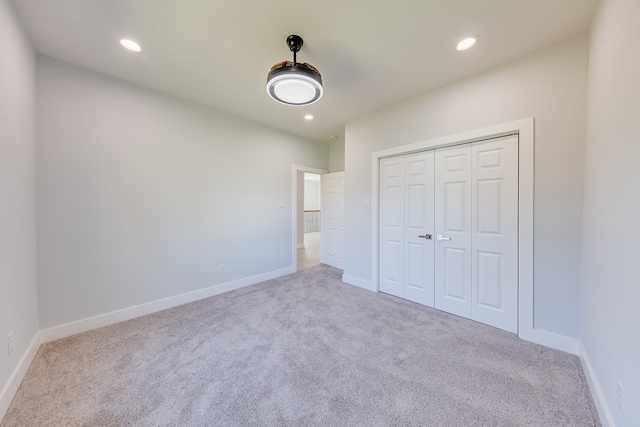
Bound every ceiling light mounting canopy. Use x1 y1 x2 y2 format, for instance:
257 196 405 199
266 35 323 106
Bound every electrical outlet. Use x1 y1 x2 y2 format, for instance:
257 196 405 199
218 264 225 274
617 381 625 413
8 331 14 356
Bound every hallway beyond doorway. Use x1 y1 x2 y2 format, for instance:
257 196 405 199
297 232 320 270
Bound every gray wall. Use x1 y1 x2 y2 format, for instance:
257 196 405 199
582 1 640 425
36 57 328 329
0 0 38 406
343 36 587 339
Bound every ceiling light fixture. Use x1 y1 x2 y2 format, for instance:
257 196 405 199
456 35 478 51
304 114 314 120
120 39 142 52
266 35 323 106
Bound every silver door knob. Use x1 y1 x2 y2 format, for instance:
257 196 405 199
436 235 451 241
418 234 432 240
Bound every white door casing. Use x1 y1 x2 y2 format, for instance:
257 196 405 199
291 164 327 272
321 172 345 269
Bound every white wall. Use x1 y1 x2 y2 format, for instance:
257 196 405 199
582 1 640 425
304 174 321 211
36 56 328 329
0 0 38 414
329 139 345 172
344 36 587 339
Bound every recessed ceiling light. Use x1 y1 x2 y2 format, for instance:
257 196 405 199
456 35 478 51
120 39 142 52
304 114 314 120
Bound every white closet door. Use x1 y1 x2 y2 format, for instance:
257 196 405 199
379 152 434 305
471 137 518 332
379 157 405 298
434 137 519 332
321 172 345 269
404 152 435 306
434 145 473 318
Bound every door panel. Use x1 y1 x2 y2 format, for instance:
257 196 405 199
471 137 518 332
404 151 435 306
385 240 402 285
444 182 465 231
476 251 502 309
435 145 472 318
443 247 467 301
476 179 502 235
379 157 405 298
321 172 345 269
379 152 434 306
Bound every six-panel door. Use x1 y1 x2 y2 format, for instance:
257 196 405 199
379 152 435 306
321 172 345 269
434 145 473 319
470 137 518 332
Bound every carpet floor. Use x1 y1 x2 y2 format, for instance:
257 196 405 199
2 265 600 426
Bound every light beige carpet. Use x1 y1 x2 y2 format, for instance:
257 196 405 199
2 265 600 426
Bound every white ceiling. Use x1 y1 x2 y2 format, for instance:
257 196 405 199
12 0 598 143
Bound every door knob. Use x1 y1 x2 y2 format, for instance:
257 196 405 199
418 234 432 239
436 235 451 241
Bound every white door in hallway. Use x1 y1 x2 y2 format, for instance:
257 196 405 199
435 136 519 332
379 152 435 306
321 172 345 269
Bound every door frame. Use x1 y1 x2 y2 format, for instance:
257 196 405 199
291 164 327 271
370 118 543 346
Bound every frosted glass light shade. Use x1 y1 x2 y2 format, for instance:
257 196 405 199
266 62 323 106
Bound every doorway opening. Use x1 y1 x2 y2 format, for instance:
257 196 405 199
298 173 322 270
291 165 326 272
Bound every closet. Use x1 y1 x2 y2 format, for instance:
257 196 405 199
379 135 519 333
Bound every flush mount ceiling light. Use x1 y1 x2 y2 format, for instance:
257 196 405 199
266 35 323 106
456 35 478 51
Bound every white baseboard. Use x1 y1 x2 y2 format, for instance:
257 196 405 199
0 332 42 420
519 328 580 355
579 341 614 427
40 267 292 343
342 274 376 292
